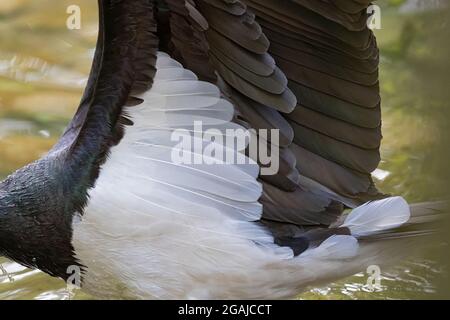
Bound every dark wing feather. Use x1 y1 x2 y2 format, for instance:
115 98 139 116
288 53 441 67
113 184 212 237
244 0 383 204
165 0 383 227
163 0 216 81
50 0 158 213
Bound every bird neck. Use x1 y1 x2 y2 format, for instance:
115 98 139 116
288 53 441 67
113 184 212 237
0 167 81 280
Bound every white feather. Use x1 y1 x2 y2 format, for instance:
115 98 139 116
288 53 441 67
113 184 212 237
154 67 198 82
342 196 411 237
301 235 359 260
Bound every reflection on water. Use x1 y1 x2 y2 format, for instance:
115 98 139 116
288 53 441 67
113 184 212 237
0 0 449 300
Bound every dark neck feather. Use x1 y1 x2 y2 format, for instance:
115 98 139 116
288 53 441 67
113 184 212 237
0 160 81 280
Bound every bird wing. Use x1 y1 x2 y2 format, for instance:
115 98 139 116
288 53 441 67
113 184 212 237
162 0 383 228
54 0 382 228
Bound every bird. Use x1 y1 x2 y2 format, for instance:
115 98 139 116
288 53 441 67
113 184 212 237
0 0 442 299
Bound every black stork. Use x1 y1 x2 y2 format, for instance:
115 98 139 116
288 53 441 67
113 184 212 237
0 0 440 299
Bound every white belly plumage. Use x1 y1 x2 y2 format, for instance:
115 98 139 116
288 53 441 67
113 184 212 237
71 52 410 299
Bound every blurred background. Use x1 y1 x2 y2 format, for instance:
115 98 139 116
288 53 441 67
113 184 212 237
0 0 449 299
